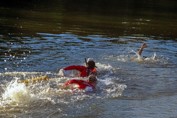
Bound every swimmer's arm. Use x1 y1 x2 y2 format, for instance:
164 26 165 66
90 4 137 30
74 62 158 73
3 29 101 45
137 43 147 56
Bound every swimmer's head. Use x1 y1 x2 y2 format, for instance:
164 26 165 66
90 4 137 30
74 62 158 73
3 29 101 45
88 75 97 83
86 58 96 69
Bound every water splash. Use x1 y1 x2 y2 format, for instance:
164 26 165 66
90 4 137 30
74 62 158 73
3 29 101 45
96 63 114 75
106 84 127 98
99 78 127 98
130 49 144 62
144 52 157 61
2 77 34 105
0 70 127 109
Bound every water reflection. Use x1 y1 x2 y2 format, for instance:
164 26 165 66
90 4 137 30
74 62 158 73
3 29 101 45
0 0 177 38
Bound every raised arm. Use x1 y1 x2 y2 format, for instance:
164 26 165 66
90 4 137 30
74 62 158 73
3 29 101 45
137 43 147 56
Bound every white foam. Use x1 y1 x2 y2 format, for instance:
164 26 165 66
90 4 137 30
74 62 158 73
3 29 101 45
99 77 127 98
2 78 34 104
106 84 127 98
144 52 157 61
116 55 129 62
96 63 113 71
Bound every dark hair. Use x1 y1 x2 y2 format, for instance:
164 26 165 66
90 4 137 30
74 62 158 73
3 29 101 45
88 75 97 83
87 60 96 69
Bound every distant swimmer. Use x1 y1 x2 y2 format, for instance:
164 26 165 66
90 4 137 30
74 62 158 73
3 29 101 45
58 58 97 77
131 43 148 61
137 43 148 56
62 75 97 92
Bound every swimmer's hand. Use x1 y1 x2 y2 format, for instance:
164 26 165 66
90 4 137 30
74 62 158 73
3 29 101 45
141 43 147 48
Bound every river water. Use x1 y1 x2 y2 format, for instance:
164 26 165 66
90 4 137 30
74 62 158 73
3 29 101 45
0 0 177 118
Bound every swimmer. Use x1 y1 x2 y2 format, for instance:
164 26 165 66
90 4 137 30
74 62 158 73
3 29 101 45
62 74 97 92
58 58 97 77
131 43 148 61
137 43 148 56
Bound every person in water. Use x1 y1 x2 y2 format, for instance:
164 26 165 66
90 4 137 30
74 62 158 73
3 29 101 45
137 43 148 56
59 58 97 77
63 74 97 92
131 43 148 61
